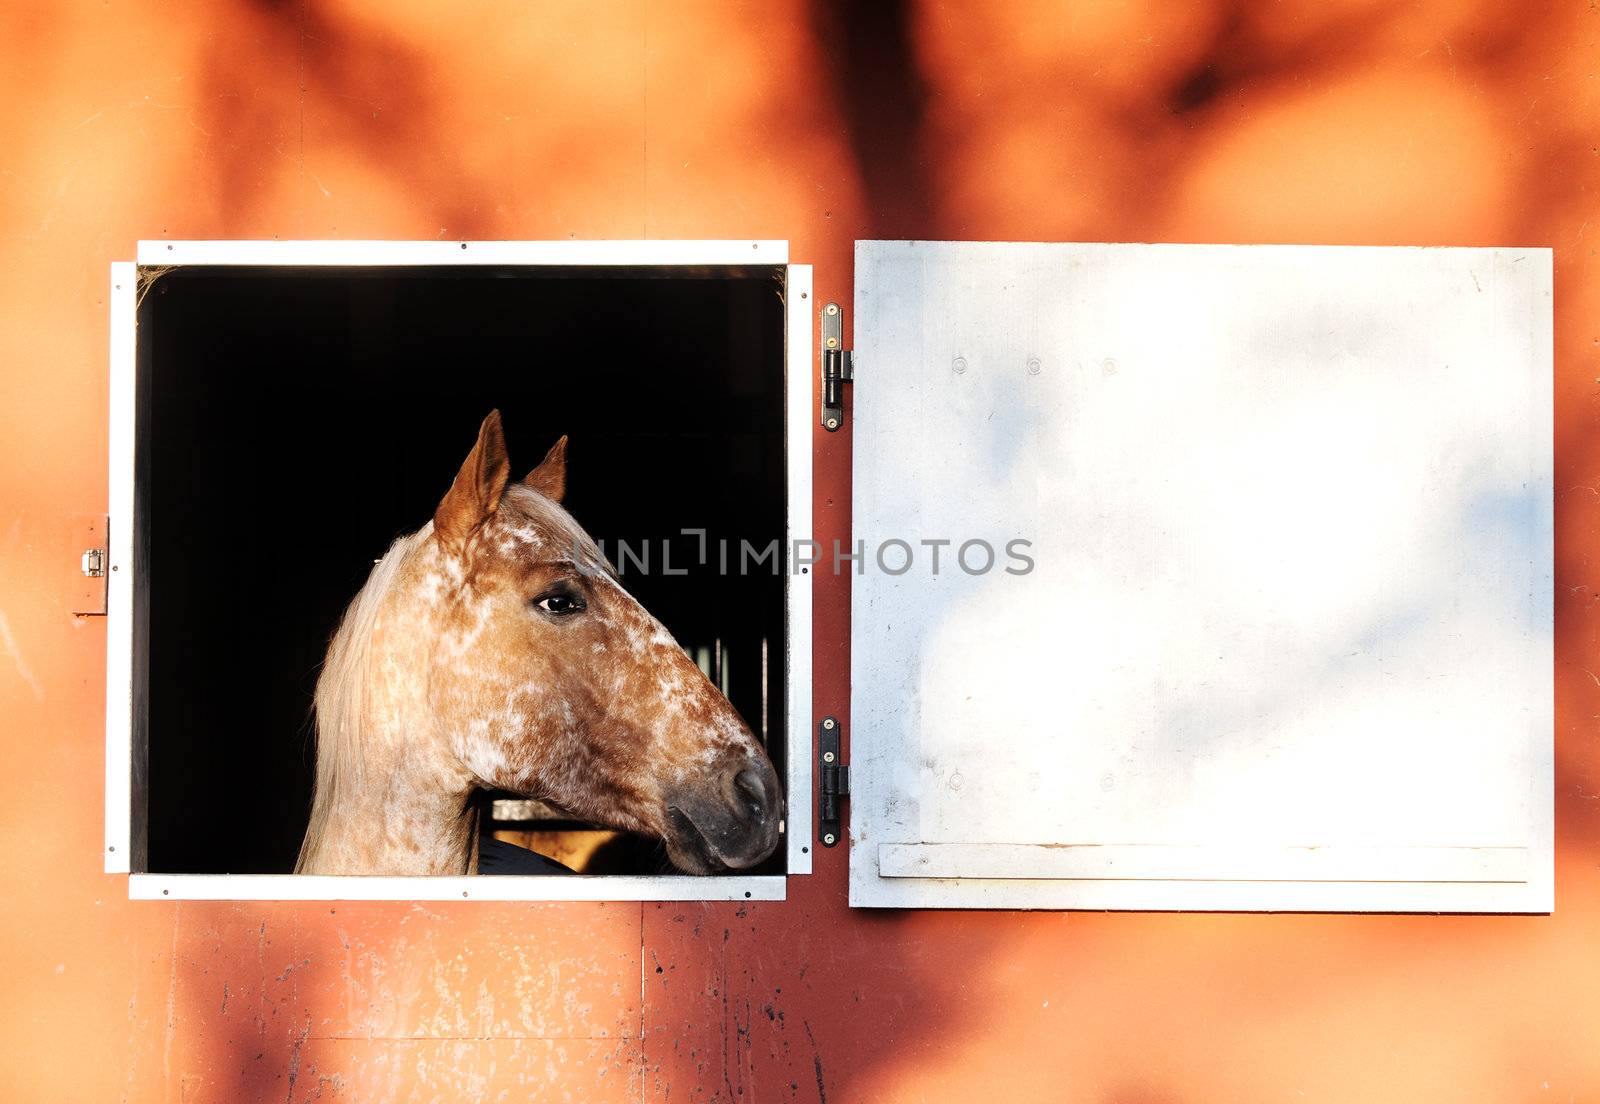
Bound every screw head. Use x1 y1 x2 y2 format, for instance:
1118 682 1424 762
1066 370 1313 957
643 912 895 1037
823 833 837 846
825 417 839 430
822 717 836 730
953 355 968 374
825 303 839 316
1027 357 1042 375
826 336 839 349
823 751 835 763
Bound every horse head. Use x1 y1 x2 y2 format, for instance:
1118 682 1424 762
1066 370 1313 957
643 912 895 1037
298 411 783 876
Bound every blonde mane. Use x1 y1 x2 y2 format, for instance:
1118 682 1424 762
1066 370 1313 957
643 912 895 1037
294 526 429 872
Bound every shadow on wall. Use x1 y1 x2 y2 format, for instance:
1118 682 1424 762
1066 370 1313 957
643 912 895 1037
192 0 489 237
165 900 652 1102
170 0 665 239
18 0 1596 1099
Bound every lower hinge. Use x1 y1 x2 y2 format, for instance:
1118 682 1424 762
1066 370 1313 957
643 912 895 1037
820 302 854 432
818 715 849 847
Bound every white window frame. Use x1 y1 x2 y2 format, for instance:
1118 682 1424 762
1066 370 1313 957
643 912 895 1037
105 240 812 902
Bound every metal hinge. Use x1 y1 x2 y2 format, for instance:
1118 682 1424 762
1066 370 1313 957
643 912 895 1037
820 302 854 431
818 715 849 847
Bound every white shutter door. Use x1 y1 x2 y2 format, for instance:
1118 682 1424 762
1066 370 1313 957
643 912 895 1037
848 241 1552 912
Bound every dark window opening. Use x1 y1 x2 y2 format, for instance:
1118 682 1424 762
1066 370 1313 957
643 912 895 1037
138 265 789 876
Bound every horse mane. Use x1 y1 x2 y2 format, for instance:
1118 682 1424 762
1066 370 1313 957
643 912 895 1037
295 525 429 873
295 486 610 873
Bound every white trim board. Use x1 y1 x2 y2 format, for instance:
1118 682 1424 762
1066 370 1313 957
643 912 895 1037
136 239 788 267
784 263 816 874
104 263 136 874
129 874 785 903
876 844 1530 883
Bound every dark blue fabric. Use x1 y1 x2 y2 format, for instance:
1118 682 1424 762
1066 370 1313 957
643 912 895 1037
478 836 576 875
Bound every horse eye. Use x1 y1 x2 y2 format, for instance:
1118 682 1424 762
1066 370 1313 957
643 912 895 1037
533 590 586 617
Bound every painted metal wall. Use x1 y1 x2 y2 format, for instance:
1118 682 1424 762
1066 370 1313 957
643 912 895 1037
1 1 1596 1100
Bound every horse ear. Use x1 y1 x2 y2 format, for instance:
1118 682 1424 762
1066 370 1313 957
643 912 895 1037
434 410 512 551
523 435 567 503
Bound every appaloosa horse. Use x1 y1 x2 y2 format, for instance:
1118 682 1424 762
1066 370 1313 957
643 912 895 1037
296 411 782 875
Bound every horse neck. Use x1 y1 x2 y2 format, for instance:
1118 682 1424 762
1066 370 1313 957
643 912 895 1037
297 535 481 875
300 763 481 877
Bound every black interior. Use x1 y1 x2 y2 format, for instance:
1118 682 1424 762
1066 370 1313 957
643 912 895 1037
138 265 789 874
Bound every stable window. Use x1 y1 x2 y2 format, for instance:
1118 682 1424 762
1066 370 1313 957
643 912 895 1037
105 241 813 901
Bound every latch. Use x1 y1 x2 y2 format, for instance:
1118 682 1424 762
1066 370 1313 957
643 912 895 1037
70 514 109 616
820 302 854 432
818 715 849 847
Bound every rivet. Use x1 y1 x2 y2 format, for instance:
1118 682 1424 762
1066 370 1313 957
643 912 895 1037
822 718 836 730
823 751 835 763
952 355 968 374
825 303 839 316
1027 357 1042 375
825 417 838 430
826 336 839 349
823 833 836 846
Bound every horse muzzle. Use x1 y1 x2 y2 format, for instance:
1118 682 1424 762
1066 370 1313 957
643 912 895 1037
664 756 784 875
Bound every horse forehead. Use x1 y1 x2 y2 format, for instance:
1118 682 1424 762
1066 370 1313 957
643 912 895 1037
486 488 593 557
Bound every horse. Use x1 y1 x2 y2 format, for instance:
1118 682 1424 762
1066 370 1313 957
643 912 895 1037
295 411 784 876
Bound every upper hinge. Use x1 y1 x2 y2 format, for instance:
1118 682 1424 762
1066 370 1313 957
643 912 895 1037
818 715 849 847
820 302 854 432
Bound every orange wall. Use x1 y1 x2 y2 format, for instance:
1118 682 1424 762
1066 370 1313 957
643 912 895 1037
2 1 1598 1100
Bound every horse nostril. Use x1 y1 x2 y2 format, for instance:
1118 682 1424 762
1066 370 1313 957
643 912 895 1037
733 767 769 823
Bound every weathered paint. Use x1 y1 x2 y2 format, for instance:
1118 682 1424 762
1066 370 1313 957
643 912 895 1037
1 1 1598 1101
